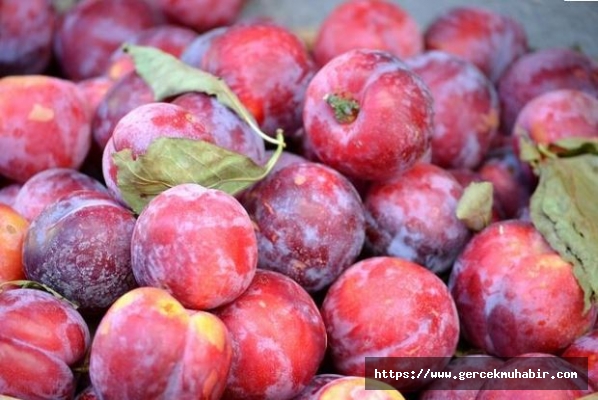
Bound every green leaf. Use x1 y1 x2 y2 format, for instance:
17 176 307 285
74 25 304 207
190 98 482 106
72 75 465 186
548 137 598 157
530 154 598 311
113 136 283 214
110 44 287 213
122 44 281 146
456 182 494 232
518 135 543 165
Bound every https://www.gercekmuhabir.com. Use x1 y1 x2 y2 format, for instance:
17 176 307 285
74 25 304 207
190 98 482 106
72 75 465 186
364 356 590 391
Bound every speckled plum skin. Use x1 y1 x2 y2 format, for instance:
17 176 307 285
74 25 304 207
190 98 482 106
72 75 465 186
0 288 90 400
22 190 137 313
214 270 327 400
90 287 232 400
313 0 423 68
406 51 499 169
92 71 155 150
419 355 505 400
314 377 405 400
131 184 257 310
321 257 460 391
171 92 266 165
241 162 365 293
448 220 597 358
197 22 316 135
106 25 198 81
364 163 470 274
497 48 598 134
149 0 246 32
476 353 592 399
13 167 107 221
0 75 91 183
303 49 433 182
424 6 528 83
0 0 56 75
54 0 158 80
513 89 598 148
562 329 598 389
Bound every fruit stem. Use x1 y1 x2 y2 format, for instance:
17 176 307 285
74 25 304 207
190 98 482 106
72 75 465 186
324 93 360 124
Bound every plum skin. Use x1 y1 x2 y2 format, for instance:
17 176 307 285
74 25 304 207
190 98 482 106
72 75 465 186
321 256 460 391
303 49 433 182
241 162 365 293
131 183 258 311
448 220 597 357
22 190 137 313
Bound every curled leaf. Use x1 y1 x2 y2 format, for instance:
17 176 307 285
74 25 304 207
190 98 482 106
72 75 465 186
547 137 598 157
123 44 282 146
456 181 494 231
530 154 598 311
113 135 284 214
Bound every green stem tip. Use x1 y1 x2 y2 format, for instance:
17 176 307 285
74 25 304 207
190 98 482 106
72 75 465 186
325 93 360 124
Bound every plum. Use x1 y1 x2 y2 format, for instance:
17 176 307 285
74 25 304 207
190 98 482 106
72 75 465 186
406 51 499 169
102 101 265 205
23 190 137 313
313 376 405 399
13 167 107 222
0 0 56 75
0 204 28 283
148 0 247 32
562 329 598 390
92 71 155 151
131 184 257 310
313 0 423 67
364 163 470 274
0 75 91 183
303 49 433 181
195 22 316 136
105 24 198 81
424 6 528 82
0 288 90 400
513 88 598 146
497 47 598 133
241 162 365 293
214 270 327 400
90 287 232 399
54 0 159 80
321 256 460 391
449 220 597 357
171 92 266 165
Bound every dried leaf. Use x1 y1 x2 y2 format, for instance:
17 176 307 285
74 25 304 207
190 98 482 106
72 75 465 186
456 182 494 231
113 137 281 214
530 154 598 311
